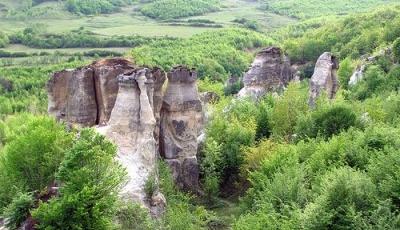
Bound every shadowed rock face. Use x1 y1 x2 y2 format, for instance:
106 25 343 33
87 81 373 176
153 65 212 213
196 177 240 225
160 66 202 192
47 58 135 127
309 52 339 107
238 47 292 99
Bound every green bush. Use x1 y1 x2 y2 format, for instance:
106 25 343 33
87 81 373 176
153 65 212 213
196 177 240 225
312 105 357 138
302 167 377 229
270 83 308 141
115 201 156 230
3 193 34 230
0 116 73 210
131 29 273 81
32 129 126 230
0 32 9 48
65 0 132 15
338 57 354 89
393 37 400 63
140 0 219 20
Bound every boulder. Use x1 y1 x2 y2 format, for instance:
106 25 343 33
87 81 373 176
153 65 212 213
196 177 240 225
308 52 339 107
160 66 202 191
238 47 292 99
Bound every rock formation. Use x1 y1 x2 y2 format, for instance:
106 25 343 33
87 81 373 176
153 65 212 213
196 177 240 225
97 68 163 210
349 64 366 86
47 58 135 127
160 66 202 192
308 52 339 107
48 60 204 210
238 46 292 99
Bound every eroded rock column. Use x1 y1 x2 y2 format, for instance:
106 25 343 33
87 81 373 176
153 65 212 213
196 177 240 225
98 68 161 208
160 66 203 192
308 52 339 107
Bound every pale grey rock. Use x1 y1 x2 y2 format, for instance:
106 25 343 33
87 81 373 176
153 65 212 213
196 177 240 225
309 52 339 107
349 65 366 86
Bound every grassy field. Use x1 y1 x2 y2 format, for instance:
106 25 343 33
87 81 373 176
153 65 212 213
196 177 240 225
0 0 295 36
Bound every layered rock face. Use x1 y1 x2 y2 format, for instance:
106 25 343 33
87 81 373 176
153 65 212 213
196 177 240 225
160 66 202 191
238 46 292 99
47 58 135 127
309 52 339 107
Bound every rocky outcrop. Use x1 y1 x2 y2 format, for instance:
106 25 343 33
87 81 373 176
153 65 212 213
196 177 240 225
48 60 205 211
160 66 202 192
47 58 135 127
308 52 339 107
97 68 162 208
349 64 366 86
238 47 292 99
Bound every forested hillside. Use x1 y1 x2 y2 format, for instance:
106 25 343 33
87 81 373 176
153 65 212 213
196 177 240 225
1 1 400 230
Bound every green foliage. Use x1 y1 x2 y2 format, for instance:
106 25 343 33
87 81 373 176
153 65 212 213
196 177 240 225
115 201 156 230
0 32 9 48
0 116 73 210
236 124 400 229
302 167 377 229
65 0 132 15
158 161 214 230
262 0 399 19
0 62 86 117
32 128 126 230
313 106 357 137
200 138 223 203
283 7 400 63
132 29 273 81
338 57 354 89
9 28 162 49
270 82 308 141
144 172 157 199
350 65 387 100
394 37 400 63
3 192 34 230
140 0 219 20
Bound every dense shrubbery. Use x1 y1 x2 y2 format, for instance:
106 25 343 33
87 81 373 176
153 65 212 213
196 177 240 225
0 62 84 117
0 32 9 48
66 0 132 15
262 0 398 19
140 0 219 20
282 6 400 63
9 28 164 49
132 29 273 81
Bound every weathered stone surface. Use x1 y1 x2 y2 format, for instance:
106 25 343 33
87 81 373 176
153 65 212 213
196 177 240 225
238 46 292 99
47 58 136 127
91 58 135 125
97 68 159 206
48 67 98 126
309 52 339 107
160 66 202 191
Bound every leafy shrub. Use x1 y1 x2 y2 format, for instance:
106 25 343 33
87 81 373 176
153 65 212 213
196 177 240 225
338 57 354 89
141 0 219 20
0 116 73 210
3 193 34 230
0 32 9 48
350 65 386 100
393 37 400 63
144 172 157 199
132 29 272 81
302 167 377 229
115 201 156 230
65 0 132 15
32 129 126 229
270 82 308 141
312 105 357 138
